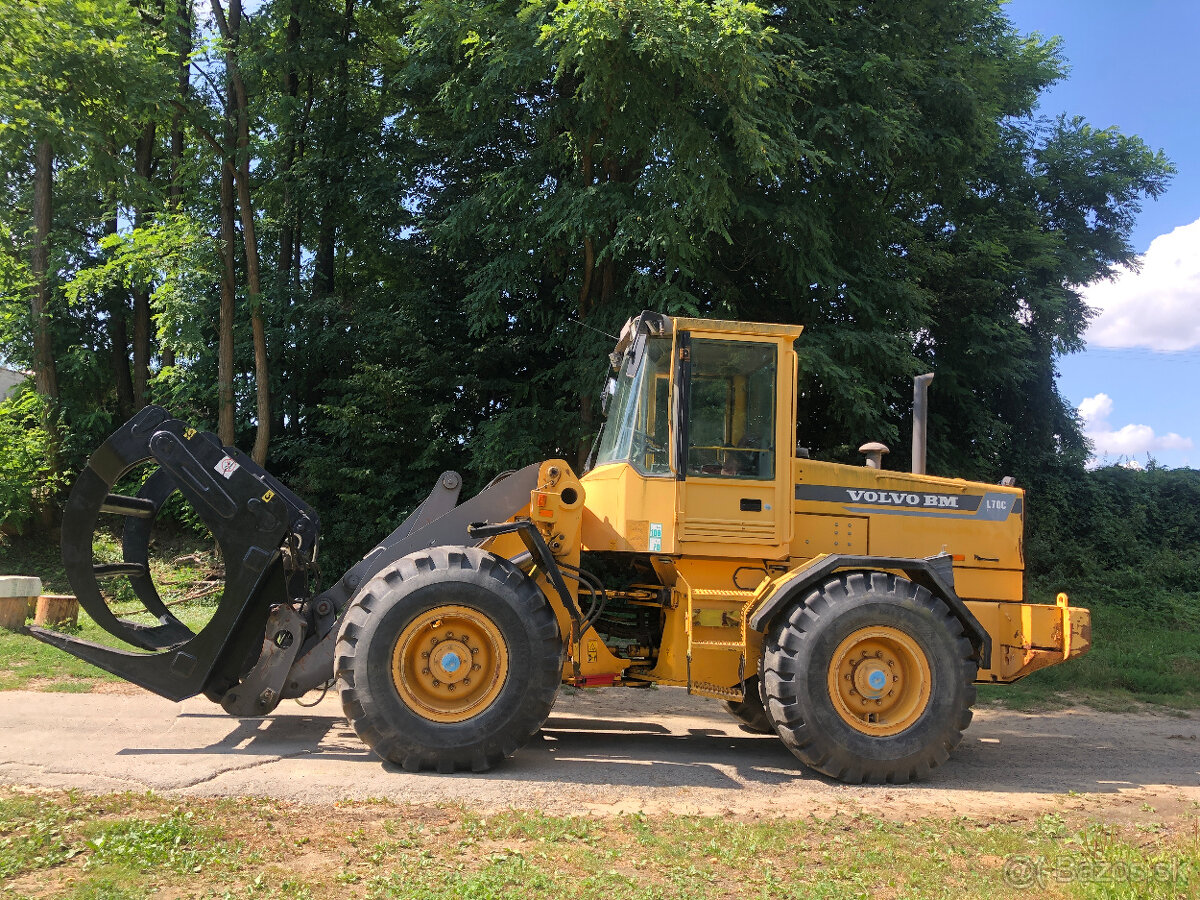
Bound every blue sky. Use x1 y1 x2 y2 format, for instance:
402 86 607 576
1004 0 1200 469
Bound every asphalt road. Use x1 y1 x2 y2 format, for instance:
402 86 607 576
0 686 1196 821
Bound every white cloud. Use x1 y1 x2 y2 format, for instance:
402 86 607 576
1078 392 1194 463
1083 217 1200 351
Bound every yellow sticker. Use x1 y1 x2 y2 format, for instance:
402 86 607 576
261 489 276 504
183 428 197 440
587 640 598 663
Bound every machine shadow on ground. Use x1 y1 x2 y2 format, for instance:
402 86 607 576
110 705 1200 800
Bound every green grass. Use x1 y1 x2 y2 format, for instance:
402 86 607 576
0 529 219 691
0 790 1195 900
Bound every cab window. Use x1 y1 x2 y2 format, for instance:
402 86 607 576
594 335 672 475
686 340 776 479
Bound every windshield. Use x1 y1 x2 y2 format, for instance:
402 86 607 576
594 336 672 475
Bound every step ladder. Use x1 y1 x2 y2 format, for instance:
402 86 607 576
684 585 757 700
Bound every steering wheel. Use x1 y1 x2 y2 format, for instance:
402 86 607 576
631 430 666 459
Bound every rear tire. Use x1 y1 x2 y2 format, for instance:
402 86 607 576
335 546 564 773
723 676 773 734
762 571 977 784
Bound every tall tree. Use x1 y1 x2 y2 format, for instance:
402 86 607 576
212 0 271 464
405 0 810 468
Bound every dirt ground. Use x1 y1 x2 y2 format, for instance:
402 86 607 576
0 685 1196 824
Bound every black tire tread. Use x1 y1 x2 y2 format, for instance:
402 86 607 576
722 676 774 734
762 571 977 784
335 546 563 774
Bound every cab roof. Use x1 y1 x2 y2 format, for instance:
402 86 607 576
612 311 804 360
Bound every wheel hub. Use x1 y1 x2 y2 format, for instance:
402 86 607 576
827 626 932 736
391 606 509 723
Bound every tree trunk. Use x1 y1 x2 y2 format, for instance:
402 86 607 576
218 141 237 447
168 0 190 209
30 139 58 402
105 212 135 419
293 75 314 290
272 0 302 442
161 0 190 374
312 220 335 300
276 0 300 290
213 0 270 465
311 0 355 304
132 121 156 407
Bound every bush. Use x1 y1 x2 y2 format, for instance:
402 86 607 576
1025 463 1200 628
0 388 60 532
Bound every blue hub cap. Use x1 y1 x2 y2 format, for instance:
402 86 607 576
440 652 462 674
867 668 887 691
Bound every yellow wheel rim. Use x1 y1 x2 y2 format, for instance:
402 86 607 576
827 626 932 736
390 605 509 723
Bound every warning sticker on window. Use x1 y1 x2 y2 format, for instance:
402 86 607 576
648 522 663 552
214 456 240 479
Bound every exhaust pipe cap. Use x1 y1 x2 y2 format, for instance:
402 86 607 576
858 442 890 469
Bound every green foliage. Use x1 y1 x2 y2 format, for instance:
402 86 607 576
0 388 60 531
85 811 214 873
64 214 220 364
0 0 169 147
1027 464 1200 624
0 795 77 877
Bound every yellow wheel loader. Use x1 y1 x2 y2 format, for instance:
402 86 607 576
31 311 1091 783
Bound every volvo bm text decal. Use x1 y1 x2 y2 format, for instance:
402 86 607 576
794 485 1022 520
846 490 959 508
794 484 980 510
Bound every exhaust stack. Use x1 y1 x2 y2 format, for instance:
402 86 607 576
912 373 934 475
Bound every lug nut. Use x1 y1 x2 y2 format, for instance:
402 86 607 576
422 667 430 675
432 679 440 687
421 651 429 659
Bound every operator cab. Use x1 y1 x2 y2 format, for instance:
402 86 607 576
584 311 802 557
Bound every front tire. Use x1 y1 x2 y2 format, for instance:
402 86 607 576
335 546 564 773
762 572 977 784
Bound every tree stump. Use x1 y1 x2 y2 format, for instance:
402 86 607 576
0 576 41 631
34 594 79 628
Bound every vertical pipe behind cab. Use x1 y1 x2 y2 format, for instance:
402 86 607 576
912 373 934 475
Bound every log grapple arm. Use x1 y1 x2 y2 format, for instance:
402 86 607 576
32 407 539 716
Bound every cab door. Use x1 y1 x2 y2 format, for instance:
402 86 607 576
674 333 792 557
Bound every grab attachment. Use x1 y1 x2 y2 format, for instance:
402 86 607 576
31 406 320 704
